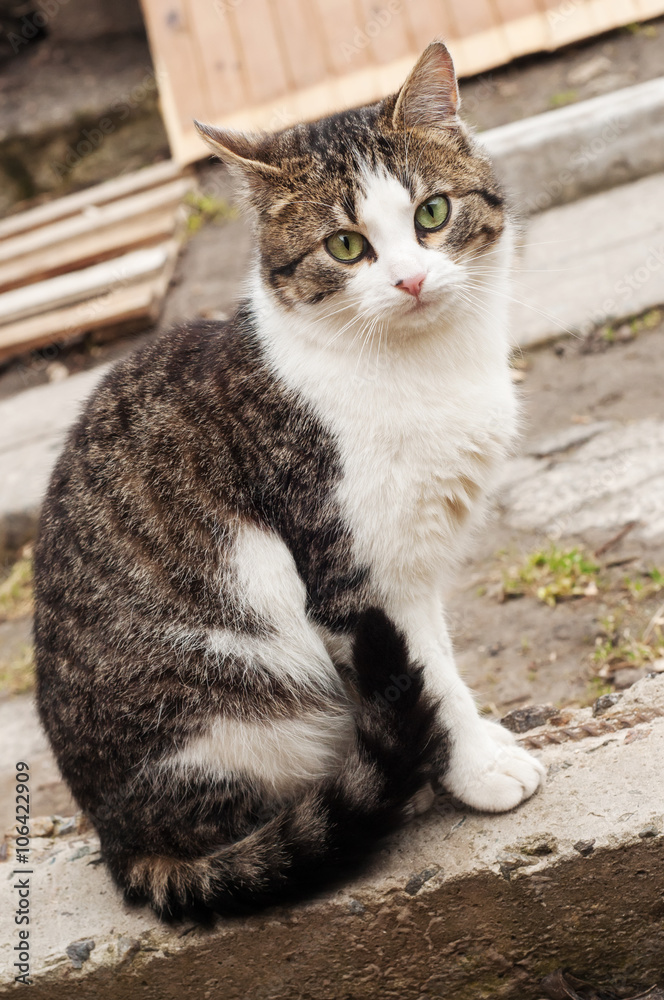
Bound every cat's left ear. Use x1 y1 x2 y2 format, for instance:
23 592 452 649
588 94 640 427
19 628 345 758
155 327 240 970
391 40 460 131
194 121 283 180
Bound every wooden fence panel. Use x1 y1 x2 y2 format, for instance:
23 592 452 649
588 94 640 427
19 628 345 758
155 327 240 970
138 0 664 163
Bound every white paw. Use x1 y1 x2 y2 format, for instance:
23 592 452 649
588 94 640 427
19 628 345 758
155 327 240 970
443 719 546 813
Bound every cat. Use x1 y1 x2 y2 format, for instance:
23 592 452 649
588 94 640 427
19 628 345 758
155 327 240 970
34 40 545 920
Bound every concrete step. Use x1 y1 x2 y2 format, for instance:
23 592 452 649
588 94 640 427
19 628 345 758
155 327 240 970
484 75 664 214
0 364 110 556
2 675 663 998
512 171 664 348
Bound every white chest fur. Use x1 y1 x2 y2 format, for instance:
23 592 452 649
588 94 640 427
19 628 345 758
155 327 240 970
255 289 518 604
332 360 515 598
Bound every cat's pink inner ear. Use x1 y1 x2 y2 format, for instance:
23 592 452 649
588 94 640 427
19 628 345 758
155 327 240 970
194 121 282 176
391 41 459 130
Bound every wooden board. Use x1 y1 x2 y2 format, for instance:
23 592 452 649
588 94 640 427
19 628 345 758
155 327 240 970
0 161 185 243
139 0 664 164
0 244 175 325
0 208 179 293
0 270 172 364
0 178 192 293
0 164 193 362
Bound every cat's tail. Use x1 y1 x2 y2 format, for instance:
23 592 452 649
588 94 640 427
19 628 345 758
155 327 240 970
110 608 445 920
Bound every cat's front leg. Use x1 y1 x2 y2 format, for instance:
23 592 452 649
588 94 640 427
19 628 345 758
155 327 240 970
394 601 545 813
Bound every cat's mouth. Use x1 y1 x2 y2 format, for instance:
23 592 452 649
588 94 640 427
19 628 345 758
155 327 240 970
404 295 434 315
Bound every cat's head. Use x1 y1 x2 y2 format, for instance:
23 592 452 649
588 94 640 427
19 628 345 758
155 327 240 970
196 42 509 343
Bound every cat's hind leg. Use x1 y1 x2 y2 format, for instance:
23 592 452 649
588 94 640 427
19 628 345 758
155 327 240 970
171 522 357 799
103 608 443 918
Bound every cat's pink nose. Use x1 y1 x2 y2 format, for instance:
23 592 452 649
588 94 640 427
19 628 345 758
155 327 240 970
395 273 426 298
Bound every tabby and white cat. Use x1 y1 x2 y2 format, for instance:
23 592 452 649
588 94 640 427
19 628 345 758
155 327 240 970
34 41 545 919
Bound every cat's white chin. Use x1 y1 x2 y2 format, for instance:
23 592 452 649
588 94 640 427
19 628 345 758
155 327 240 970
384 294 457 338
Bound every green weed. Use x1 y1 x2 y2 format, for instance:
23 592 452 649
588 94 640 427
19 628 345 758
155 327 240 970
184 190 236 235
503 546 600 606
549 90 578 109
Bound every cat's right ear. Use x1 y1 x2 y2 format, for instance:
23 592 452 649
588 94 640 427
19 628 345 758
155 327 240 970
194 121 282 180
391 40 460 131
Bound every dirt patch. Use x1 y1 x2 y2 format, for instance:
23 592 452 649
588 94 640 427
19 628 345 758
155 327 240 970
452 317 664 715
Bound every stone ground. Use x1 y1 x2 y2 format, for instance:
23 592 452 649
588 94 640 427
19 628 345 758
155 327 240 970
2 313 663 830
2 677 664 998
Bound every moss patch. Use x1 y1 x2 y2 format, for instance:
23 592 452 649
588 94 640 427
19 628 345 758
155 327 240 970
0 554 33 622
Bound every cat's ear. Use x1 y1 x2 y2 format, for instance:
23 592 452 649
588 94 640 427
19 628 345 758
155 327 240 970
391 41 460 131
194 121 283 179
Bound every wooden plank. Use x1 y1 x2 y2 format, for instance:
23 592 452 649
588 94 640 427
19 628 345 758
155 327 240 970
139 0 211 133
312 0 370 76
0 208 179 294
140 0 664 165
231 0 290 104
494 0 540 20
589 0 641 29
0 178 191 266
449 0 499 37
609 0 643 21
271 0 330 92
0 161 184 244
187 0 246 120
356 0 413 65
638 0 664 14
0 245 173 325
457 32 513 76
496 1 547 56
0 279 164 364
404 0 459 51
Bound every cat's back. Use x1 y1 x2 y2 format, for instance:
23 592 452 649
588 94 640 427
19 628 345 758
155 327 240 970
37 311 281 554
32 312 290 775
56 312 262 479
32 306 340 659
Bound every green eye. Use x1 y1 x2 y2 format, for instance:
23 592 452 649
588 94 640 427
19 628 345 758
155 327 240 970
415 195 450 232
325 230 366 263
